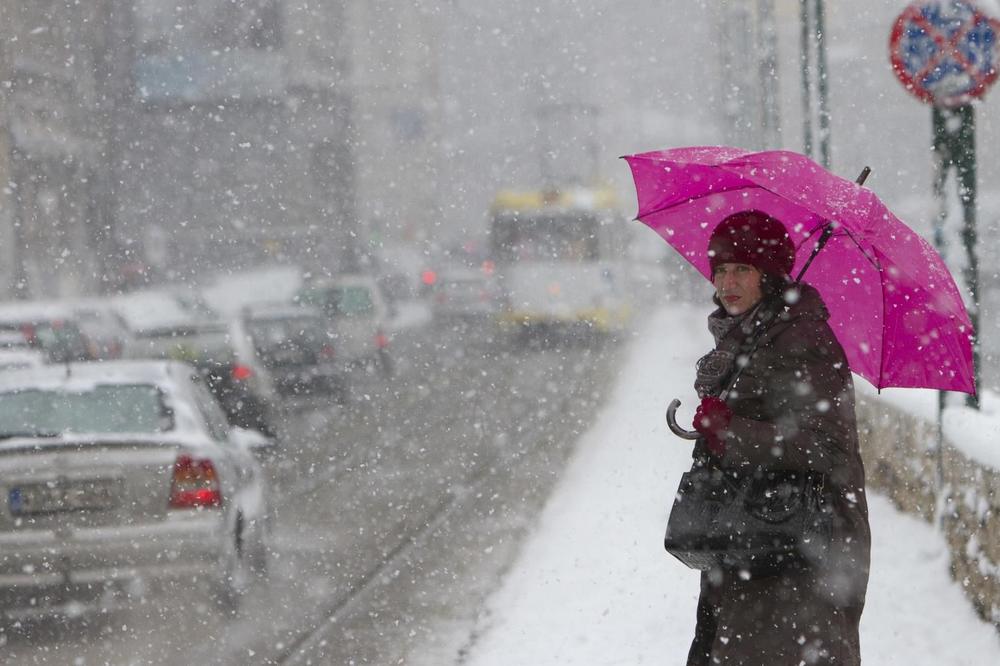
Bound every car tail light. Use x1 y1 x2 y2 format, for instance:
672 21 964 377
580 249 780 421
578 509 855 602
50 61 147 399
231 364 254 381
375 331 389 349
169 454 222 509
320 344 335 359
421 270 437 286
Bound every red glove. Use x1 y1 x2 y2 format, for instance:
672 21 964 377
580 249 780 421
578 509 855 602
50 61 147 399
693 396 732 457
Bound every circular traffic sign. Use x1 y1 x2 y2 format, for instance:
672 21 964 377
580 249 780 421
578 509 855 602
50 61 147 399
890 0 1000 107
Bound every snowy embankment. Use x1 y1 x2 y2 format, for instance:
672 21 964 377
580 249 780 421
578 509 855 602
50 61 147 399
463 304 1000 665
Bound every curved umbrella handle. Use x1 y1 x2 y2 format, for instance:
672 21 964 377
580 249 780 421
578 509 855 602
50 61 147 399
666 399 700 440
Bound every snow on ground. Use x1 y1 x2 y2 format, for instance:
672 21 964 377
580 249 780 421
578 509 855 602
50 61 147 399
464 303 1000 665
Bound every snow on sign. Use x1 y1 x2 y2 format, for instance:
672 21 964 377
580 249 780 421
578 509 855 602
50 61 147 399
890 0 1000 107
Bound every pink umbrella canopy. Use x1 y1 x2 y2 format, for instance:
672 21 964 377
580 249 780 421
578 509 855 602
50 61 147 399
624 146 975 395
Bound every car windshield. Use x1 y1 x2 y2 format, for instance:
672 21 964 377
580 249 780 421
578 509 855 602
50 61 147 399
0 384 171 435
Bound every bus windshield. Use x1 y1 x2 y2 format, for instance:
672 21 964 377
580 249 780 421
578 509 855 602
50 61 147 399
490 213 599 263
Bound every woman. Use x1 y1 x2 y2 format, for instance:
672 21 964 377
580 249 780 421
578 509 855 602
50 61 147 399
685 210 870 665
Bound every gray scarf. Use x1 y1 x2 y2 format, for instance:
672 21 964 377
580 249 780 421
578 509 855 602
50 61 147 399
694 300 774 398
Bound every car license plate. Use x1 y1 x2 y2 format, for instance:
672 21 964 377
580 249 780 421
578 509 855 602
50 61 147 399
8 478 119 515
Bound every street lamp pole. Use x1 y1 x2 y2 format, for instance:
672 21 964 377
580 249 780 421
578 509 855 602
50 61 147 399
799 0 813 159
815 0 831 168
757 0 780 149
800 0 831 167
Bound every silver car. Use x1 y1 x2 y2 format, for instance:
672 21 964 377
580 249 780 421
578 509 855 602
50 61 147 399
0 361 273 621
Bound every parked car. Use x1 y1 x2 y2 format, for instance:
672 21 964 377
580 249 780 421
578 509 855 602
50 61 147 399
0 360 274 620
112 287 219 336
127 320 279 437
0 330 32 353
233 303 345 399
113 290 278 436
295 274 393 377
59 299 134 360
0 303 94 363
0 349 46 371
429 266 502 323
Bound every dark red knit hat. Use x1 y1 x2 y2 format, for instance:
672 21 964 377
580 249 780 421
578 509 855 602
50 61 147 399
708 210 796 278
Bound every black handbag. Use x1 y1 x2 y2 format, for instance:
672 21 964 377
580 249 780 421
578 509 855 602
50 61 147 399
663 463 834 577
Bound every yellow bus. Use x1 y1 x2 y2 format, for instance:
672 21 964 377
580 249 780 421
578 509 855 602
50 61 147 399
489 185 632 338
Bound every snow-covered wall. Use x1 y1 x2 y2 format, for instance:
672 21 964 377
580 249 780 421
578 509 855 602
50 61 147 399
857 395 1000 630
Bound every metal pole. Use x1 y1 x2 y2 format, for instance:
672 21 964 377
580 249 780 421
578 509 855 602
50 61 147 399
956 104 980 410
814 0 831 168
799 0 813 158
930 107 947 488
757 0 781 148
932 104 980 409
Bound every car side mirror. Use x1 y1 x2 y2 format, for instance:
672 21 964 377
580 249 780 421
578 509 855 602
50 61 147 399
229 426 277 454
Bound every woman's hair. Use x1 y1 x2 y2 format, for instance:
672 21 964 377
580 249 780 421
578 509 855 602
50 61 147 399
711 271 789 309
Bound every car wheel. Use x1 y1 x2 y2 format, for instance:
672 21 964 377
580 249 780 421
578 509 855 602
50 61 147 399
332 379 350 406
247 515 270 577
213 520 253 613
377 349 393 379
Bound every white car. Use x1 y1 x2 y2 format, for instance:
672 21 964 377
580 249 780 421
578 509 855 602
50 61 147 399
0 361 273 620
295 274 393 377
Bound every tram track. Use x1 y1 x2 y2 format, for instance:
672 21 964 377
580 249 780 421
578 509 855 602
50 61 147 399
268 340 616 665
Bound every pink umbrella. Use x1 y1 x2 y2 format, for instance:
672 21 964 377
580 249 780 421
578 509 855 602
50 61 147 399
623 146 975 395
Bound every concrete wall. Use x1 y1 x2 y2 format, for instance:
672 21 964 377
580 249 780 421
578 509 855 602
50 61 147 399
857 396 1000 629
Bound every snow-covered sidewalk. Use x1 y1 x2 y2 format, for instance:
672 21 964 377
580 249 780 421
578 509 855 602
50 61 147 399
464 304 1000 665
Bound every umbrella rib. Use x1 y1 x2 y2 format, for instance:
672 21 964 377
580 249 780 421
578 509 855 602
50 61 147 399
874 245 888 392
836 226 882 272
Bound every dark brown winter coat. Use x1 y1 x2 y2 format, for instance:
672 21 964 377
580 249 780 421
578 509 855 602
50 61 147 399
688 283 870 666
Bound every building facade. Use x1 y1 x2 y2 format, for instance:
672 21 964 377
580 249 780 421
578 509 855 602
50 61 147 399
0 0 358 297
119 0 356 281
0 0 117 298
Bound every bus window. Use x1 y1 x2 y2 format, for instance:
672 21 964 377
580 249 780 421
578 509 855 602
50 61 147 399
491 213 599 263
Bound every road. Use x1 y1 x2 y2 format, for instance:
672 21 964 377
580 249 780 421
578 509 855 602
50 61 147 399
2 317 627 665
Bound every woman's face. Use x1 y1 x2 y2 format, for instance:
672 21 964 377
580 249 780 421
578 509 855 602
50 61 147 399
713 262 763 316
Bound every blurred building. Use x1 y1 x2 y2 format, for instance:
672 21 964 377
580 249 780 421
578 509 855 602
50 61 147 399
715 0 782 150
0 0 359 298
0 0 114 298
344 0 443 253
119 0 356 281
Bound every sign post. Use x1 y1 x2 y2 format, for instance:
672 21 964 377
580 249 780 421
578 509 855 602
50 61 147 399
890 0 999 496
890 0 1000 415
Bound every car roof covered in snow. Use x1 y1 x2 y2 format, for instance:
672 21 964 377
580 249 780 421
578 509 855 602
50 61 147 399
0 348 46 366
0 301 79 325
112 288 220 333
